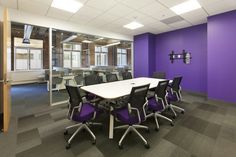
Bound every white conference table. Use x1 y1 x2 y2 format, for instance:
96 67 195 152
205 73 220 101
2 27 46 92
81 77 167 139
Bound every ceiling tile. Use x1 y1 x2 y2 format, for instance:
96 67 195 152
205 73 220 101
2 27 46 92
140 2 177 20
93 13 119 24
105 3 134 18
168 20 192 29
158 0 188 7
121 0 156 9
72 5 103 19
47 7 73 20
69 14 91 25
29 0 53 6
18 0 50 16
124 11 157 25
180 8 208 24
203 0 236 16
86 0 117 11
0 0 17 9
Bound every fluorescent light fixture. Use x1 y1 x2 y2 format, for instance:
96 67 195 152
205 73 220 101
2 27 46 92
51 0 83 13
95 37 104 41
123 21 143 30
23 25 33 44
61 35 77 43
82 40 93 43
103 42 120 47
170 0 201 15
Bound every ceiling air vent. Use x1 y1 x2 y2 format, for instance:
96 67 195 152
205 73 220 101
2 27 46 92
23 25 33 44
160 16 184 25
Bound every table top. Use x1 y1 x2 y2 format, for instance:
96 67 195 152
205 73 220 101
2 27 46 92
81 77 167 99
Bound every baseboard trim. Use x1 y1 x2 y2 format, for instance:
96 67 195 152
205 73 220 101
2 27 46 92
206 98 236 106
182 90 207 97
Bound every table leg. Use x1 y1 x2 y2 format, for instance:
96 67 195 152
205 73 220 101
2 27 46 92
109 106 114 139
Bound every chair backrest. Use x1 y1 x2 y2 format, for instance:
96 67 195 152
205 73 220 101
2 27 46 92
52 77 63 85
65 85 83 117
152 72 166 79
171 76 182 92
84 74 101 85
128 84 150 119
122 72 132 80
106 74 118 82
155 80 169 99
74 75 83 85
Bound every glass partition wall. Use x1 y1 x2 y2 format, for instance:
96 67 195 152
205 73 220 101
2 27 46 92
51 29 132 105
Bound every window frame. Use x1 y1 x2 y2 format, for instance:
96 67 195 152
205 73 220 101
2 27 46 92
63 43 82 68
117 48 127 66
14 47 43 71
95 45 108 66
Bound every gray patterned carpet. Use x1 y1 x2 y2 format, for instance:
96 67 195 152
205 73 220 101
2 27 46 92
1 84 236 157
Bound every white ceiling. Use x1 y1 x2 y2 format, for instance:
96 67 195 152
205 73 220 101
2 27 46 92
0 0 236 36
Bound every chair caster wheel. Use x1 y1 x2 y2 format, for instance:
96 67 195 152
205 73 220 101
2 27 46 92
66 144 71 149
64 130 68 135
92 140 96 145
171 122 174 127
145 128 150 133
155 128 159 132
145 143 150 149
118 145 123 149
181 111 185 114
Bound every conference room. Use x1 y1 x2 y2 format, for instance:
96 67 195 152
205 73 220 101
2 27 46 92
0 0 236 157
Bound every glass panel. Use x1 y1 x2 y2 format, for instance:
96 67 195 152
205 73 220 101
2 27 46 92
15 48 29 70
63 51 71 68
30 49 42 69
72 51 81 68
73 44 81 51
63 44 72 50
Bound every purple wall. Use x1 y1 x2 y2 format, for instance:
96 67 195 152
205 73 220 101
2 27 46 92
155 24 207 94
134 33 155 77
208 11 236 103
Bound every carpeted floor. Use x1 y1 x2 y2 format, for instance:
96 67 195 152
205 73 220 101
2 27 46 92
1 84 236 157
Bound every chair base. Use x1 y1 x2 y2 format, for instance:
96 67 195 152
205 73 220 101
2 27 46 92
166 104 185 118
114 125 150 149
149 112 174 130
64 122 99 149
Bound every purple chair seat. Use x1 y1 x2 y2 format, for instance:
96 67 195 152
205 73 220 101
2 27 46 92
72 103 95 122
148 97 164 112
114 107 145 125
167 93 178 103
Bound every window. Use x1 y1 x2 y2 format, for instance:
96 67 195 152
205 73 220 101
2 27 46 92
15 48 43 70
63 43 81 68
117 48 127 66
95 46 108 66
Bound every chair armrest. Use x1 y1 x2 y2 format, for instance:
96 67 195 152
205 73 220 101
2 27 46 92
70 103 82 120
130 106 141 124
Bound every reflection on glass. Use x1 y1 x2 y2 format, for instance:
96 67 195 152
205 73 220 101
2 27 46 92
30 49 42 69
15 48 29 70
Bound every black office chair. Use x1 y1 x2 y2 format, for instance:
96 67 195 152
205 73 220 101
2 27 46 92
113 84 150 149
106 74 118 82
152 72 166 79
64 85 102 149
74 75 83 85
167 76 185 117
147 80 174 131
84 74 102 86
122 71 132 80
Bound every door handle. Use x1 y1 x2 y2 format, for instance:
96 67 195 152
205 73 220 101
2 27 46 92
0 80 12 83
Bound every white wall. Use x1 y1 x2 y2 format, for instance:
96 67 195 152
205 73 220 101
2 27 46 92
0 6 133 41
10 70 45 85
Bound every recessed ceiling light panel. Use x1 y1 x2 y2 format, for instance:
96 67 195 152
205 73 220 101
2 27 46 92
123 21 144 30
170 0 201 15
51 0 83 13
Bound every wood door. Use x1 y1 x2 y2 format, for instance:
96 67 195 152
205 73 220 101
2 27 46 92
0 8 11 132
